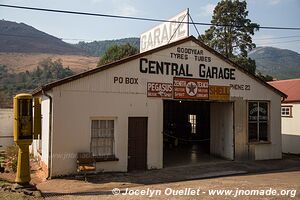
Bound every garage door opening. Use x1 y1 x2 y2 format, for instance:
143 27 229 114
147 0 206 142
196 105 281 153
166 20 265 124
163 100 233 167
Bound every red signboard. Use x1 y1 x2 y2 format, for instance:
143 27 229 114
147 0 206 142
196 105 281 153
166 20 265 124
173 77 209 100
147 82 173 98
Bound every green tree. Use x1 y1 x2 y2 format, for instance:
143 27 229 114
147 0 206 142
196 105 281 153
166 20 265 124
199 0 259 74
0 59 75 106
231 57 256 74
97 43 138 66
257 72 274 81
0 89 9 108
0 64 8 79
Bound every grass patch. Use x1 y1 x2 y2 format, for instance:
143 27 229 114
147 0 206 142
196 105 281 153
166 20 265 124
0 179 8 186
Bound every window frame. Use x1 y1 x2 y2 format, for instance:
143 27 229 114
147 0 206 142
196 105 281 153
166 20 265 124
281 105 293 118
90 117 117 161
188 114 197 134
247 101 270 144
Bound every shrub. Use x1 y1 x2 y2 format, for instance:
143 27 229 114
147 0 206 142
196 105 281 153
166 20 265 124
6 145 18 159
12 159 18 172
5 145 19 172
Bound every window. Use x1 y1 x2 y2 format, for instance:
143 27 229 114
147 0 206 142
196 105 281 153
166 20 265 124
91 120 114 157
248 101 269 143
281 106 292 117
189 114 197 134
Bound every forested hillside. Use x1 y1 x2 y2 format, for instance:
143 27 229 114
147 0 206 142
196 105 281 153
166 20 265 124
0 59 75 108
249 47 300 80
74 38 140 56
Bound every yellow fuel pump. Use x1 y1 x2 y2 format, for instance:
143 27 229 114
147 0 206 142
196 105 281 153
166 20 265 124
13 93 33 184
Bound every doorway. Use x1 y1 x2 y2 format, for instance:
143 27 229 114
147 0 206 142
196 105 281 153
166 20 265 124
163 100 211 167
163 100 234 167
128 117 148 171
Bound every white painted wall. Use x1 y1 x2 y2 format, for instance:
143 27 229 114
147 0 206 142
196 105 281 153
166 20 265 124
50 88 164 176
210 102 234 160
40 95 51 167
282 103 300 154
0 108 14 149
37 39 283 176
31 136 42 157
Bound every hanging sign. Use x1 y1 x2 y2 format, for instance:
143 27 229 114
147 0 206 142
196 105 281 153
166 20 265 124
147 82 173 98
173 77 209 100
209 85 230 101
140 9 189 53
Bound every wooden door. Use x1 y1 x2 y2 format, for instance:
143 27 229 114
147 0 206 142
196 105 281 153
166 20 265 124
234 98 254 160
128 117 148 171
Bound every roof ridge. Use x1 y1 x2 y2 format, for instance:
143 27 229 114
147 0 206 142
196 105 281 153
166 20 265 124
269 78 300 83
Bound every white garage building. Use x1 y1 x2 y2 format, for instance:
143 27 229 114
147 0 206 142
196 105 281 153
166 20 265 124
269 78 300 154
32 36 286 177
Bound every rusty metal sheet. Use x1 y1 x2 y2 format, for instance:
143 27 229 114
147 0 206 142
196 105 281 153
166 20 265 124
147 82 173 98
209 85 230 101
173 77 209 100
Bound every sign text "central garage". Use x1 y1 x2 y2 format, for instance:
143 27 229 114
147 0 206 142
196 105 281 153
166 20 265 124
139 58 236 80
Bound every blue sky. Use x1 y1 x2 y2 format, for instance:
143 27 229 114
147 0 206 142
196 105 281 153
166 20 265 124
0 0 300 52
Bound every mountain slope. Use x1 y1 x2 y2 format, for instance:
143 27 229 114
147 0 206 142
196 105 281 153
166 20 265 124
249 47 300 80
0 53 98 73
74 38 140 56
0 20 86 55
76 38 300 80
1 20 299 80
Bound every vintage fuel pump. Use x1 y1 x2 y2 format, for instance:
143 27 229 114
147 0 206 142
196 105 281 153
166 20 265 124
13 93 41 184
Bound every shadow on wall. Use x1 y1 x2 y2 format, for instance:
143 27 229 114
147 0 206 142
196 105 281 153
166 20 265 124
282 134 300 154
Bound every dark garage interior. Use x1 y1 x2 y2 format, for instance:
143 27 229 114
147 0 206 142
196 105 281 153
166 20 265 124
163 100 221 167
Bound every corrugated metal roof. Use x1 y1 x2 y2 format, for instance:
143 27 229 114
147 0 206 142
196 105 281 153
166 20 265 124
268 78 300 102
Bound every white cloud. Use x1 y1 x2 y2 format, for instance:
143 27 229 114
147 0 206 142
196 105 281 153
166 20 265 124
90 0 139 16
90 0 104 4
253 34 275 46
200 3 216 17
112 0 139 16
268 0 282 5
115 4 138 16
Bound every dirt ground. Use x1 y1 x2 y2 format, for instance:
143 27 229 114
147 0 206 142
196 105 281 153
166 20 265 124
1 155 299 199
36 156 300 200
41 170 300 199
0 190 33 200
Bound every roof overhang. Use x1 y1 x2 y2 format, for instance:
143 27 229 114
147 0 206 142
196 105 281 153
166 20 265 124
32 36 287 98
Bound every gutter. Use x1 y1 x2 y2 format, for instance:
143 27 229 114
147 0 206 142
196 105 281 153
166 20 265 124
42 89 52 179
